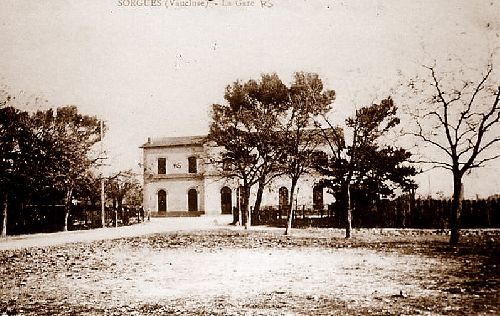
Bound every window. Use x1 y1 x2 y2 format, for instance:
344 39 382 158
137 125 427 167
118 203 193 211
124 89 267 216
222 158 232 171
311 151 328 166
158 158 166 174
188 156 197 173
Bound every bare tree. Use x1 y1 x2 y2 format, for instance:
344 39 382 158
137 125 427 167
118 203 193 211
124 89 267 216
408 62 500 244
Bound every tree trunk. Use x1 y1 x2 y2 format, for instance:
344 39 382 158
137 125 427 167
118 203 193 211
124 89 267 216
1 192 7 237
244 186 252 229
112 198 118 227
118 198 123 225
252 179 265 222
246 206 252 229
100 178 105 227
284 179 298 235
232 205 239 225
345 182 352 239
237 187 243 226
63 188 73 232
450 177 463 245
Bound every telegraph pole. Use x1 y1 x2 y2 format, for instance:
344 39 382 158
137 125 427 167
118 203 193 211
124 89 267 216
100 120 106 228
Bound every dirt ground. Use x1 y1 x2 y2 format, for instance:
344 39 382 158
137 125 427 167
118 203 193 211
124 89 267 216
0 219 499 315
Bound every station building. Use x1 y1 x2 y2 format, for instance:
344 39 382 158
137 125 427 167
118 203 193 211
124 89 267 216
140 135 333 217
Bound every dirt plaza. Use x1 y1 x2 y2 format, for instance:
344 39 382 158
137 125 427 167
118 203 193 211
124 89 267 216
0 217 499 315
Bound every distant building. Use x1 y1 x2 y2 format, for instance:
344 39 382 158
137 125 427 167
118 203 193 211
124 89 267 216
140 135 332 217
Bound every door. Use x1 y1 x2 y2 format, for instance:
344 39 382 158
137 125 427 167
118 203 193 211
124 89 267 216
220 186 232 214
158 190 167 213
313 185 324 210
188 189 198 212
279 187 289 212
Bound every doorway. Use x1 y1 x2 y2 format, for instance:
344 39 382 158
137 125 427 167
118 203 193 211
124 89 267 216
279 186 289 212
188 189 198 212
221 186 232 214
313 184 324 210
158 189 167 213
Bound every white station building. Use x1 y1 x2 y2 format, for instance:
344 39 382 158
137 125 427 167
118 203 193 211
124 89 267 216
141 135 332 217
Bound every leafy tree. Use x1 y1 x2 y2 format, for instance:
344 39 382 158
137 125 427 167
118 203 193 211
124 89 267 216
123 181 142 209
1 91 105 235
282 72 335 235
318 97 416 238
407 62 499 244
105 170 142 210
208 74 289 228
209 72 335 231
31 106 102 231
1 90 52 236
241 74 290 220
0 104 35 236
73 171 101 208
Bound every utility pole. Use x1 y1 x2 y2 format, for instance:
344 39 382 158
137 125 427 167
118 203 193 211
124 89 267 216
100 120 106 228
101 176 105 227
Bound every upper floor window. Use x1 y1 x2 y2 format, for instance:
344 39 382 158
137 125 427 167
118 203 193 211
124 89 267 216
188 156 197 174
158 158 166 174
311 151 328 166
222 158 232 171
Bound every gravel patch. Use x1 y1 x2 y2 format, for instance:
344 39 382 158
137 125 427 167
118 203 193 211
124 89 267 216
0 220 498 315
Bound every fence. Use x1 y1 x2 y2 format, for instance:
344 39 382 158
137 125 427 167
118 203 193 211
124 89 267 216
252 198 500 229
5 204 144 235
69 205 144 230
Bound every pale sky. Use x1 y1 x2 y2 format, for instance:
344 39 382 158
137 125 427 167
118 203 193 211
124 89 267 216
0 0 499 198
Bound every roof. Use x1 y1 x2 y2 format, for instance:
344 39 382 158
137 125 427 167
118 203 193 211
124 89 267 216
140 135 207 148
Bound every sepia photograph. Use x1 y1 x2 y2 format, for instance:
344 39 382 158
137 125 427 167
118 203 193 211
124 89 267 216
0 0 499 315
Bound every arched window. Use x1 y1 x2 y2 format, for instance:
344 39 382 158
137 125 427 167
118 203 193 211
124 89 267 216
313 185 324 210
279 187 289 212
158 189 167 213
188 189 198 212
220 186 232 214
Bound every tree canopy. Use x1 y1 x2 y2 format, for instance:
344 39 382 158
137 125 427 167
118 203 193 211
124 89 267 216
208 73 291 226
281 72 336 235
208 72 336 230
1 95 104 235
318 97 416 238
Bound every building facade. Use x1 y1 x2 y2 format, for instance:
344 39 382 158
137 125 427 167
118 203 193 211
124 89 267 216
141 135 333 216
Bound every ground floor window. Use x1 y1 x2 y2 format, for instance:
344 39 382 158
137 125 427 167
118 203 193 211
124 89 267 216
279 187 289 212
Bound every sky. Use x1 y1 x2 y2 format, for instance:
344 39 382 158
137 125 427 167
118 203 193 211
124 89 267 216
0 0 499 198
